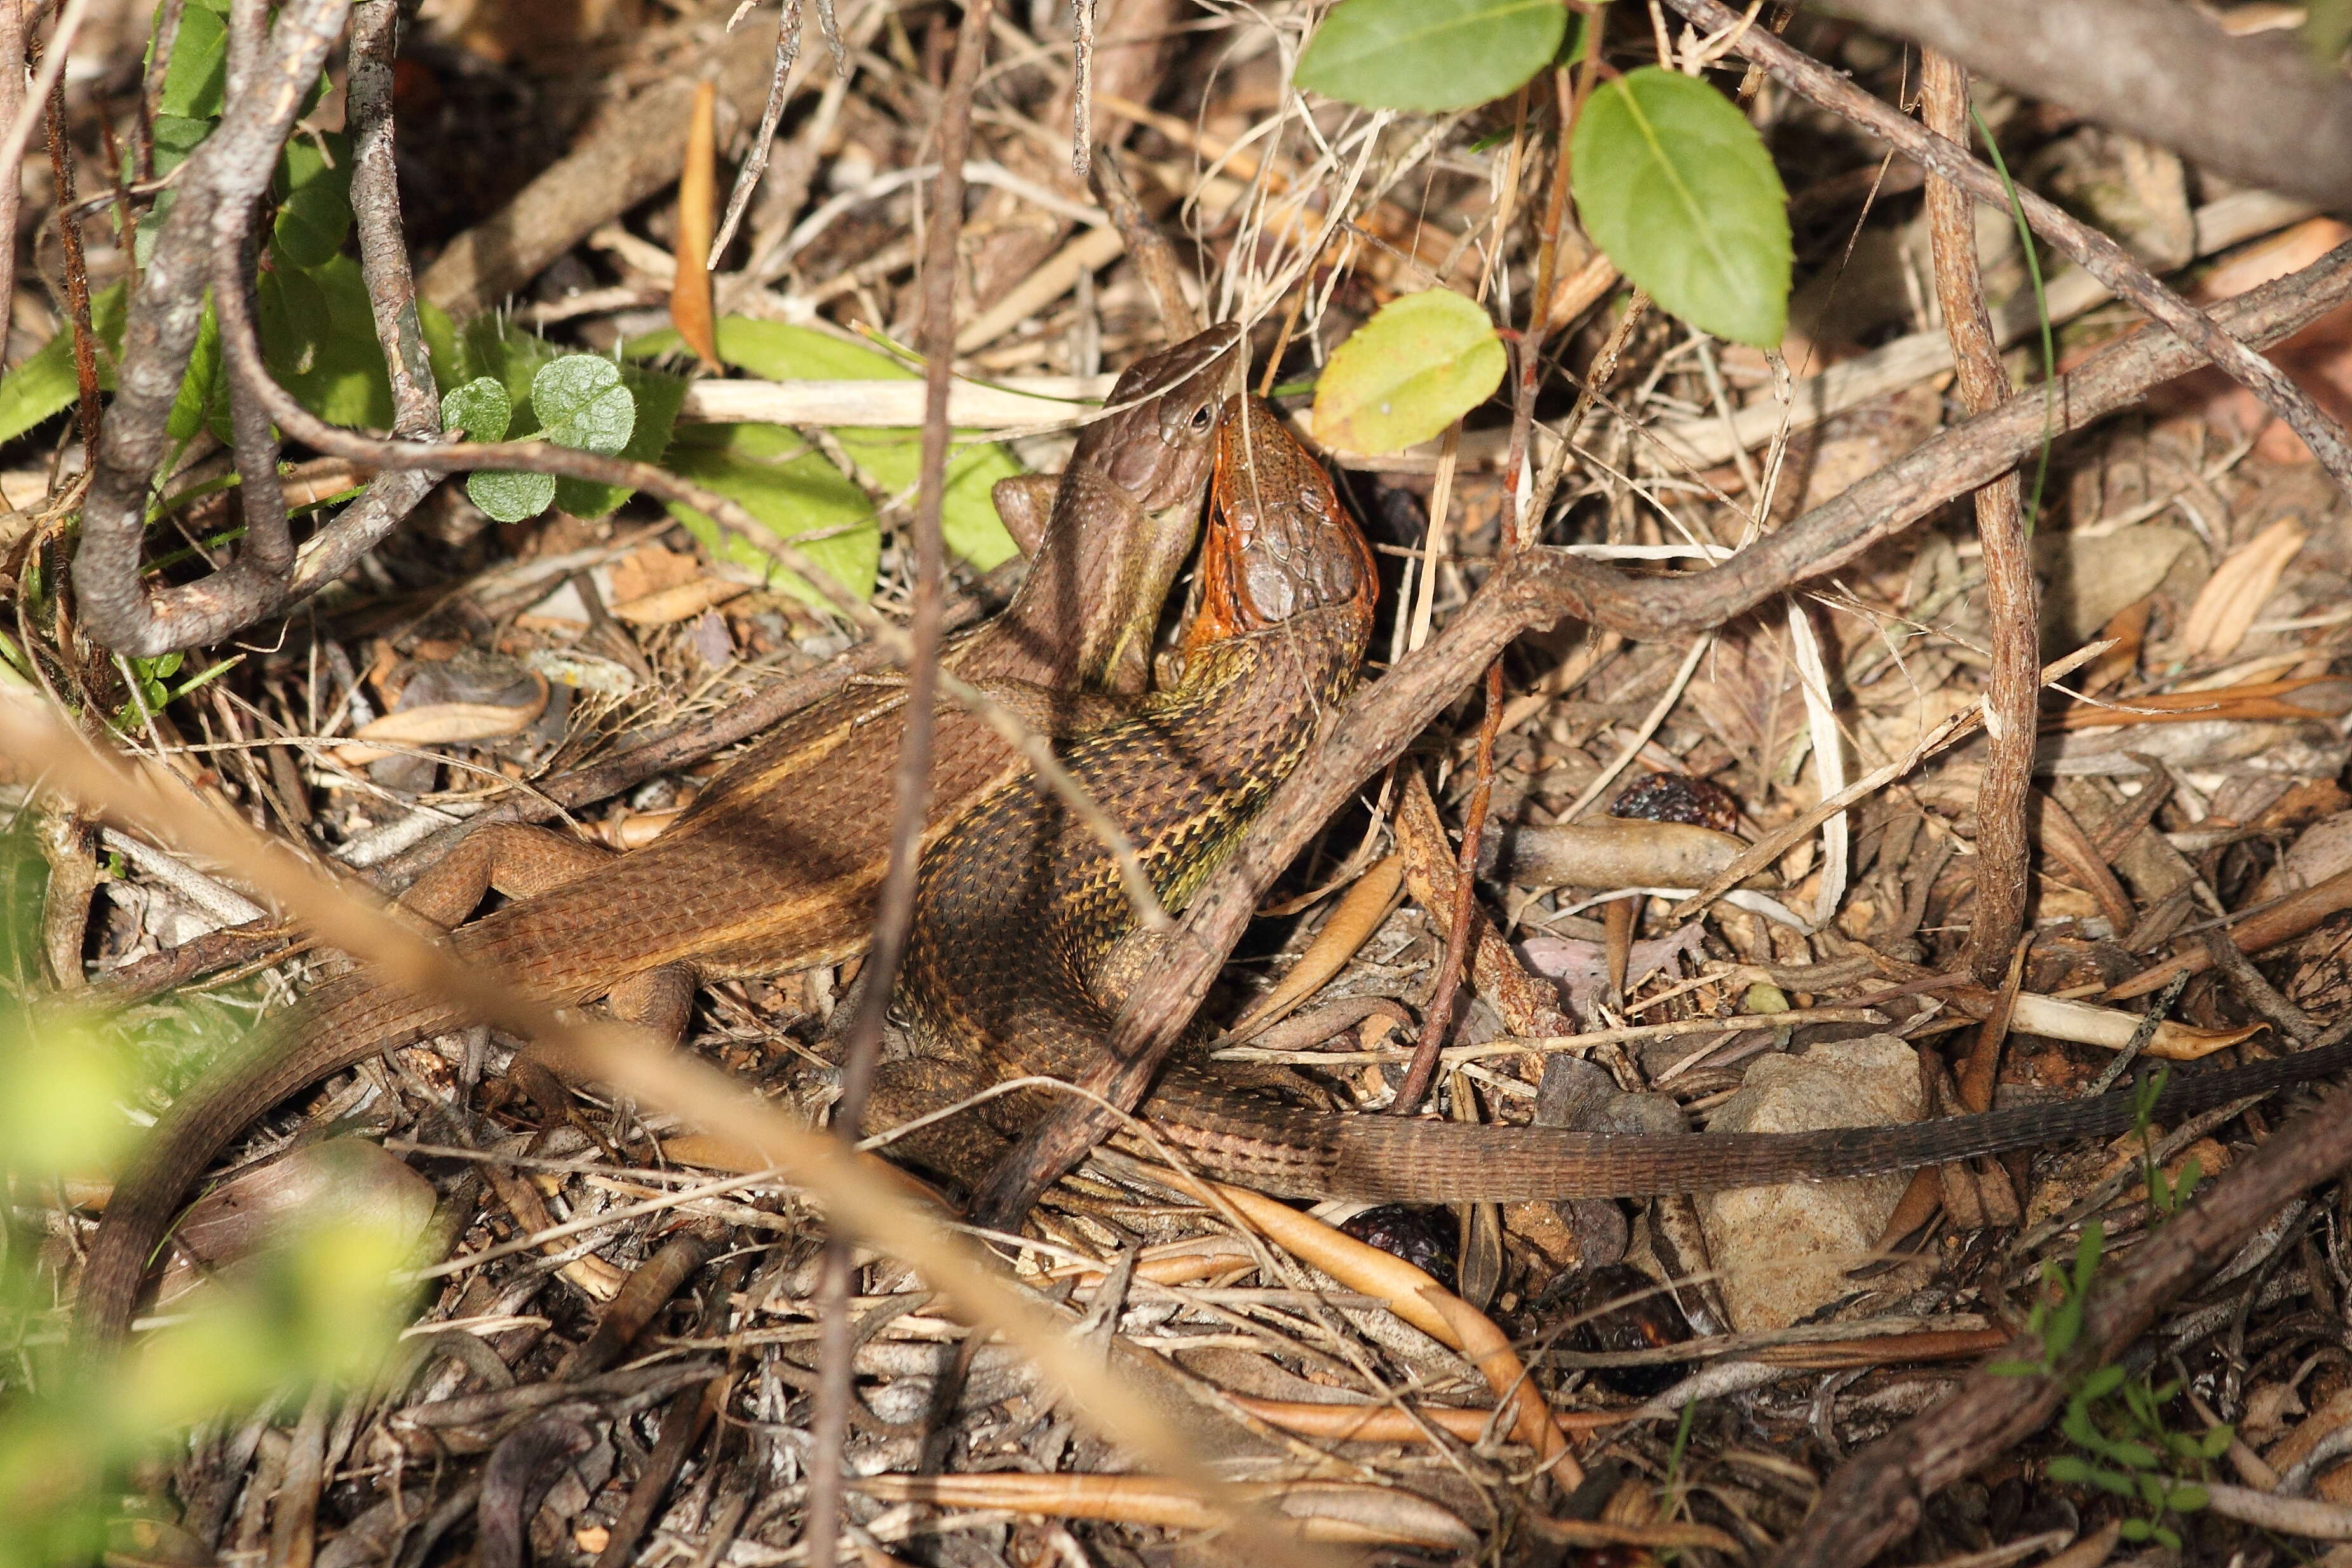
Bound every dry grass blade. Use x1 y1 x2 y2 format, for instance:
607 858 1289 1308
851 1473 1476 1549
2182 516 2309 659
1227 854 1402 1039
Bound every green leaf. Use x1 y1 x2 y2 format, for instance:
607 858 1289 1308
2046 1456 2094 1485
661 422 881 608
1311 289 1506 454
170 299 223 445
2118 1520 2152 1543
0 282 126 445
2074 1221 2106 1292
2168 1483 2209 1512
2080 1365 2128 1400
2151 1527 2180 1551
554 366 683 520
1987 1359 2044 1378
1295 0 1565 112
440 377 512 443
532 356 635 456
633 316 1020 569
468 468 557 525
257 265 333 384
276 254 395 428
151 0 230 120
440 377 533 519
1570 65 1792 347
2046 1301 2081 1360
2200 1427 2235 1460
271 133 353 270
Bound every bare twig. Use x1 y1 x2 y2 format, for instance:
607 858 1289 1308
1922 52 2034 985
0 0 29 285
1663 0 2352 496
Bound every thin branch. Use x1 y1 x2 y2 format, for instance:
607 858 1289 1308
1923 51 2034 986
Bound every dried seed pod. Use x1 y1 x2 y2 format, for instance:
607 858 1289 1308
1482 818 1765 892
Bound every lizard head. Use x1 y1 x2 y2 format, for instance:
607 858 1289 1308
1189 395 1376 644
1075 321 1243 511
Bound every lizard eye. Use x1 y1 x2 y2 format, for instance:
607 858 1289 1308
1190 401 1215 433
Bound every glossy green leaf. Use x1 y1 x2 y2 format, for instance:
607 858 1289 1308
257 265 331 384
661 422 881 607
1311 289 1505 453
276 254 395 429
1295 0 1565 112
1571 66 1791 347
271 133 353 269
170 300 222 445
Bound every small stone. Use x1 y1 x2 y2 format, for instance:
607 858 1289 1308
1696 1034 1923 1332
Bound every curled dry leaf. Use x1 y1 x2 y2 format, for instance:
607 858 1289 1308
851 1473 1476 1550
336 673 551 765
2003 991 2266 1060
606 576 748 626
1229 854 1402 1038
2182 515 2307 659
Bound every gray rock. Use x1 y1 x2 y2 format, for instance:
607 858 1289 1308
1696 1034 1923 1332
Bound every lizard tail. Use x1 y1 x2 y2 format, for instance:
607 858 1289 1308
75 975 467 1348
1312 1034 2352 1203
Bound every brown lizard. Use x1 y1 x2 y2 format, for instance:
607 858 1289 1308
75 323 1242 1344
884 392 2352 1204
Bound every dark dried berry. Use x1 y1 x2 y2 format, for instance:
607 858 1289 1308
1609 773 1741 834
1339 1205 1457 1292
1548 1262 1694 1398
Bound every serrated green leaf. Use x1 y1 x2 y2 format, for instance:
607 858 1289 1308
661 422 881 609
533 356 635 456
468 469 557 524
440 377 511 443
151 0 230 121
555 366 684 519
632 316 1020 569
272 133 353 269
1311 289 1505 454
1570 65 1791 347
1295 0 1565 112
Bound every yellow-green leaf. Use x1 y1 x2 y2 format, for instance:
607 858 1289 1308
1312 290 1505 454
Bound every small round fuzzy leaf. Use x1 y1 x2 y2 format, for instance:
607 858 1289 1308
1311 290 1504 454
532 355 635 456
440 377 512 443
468 469 557 524
1296 0 1565 112
1570 66 1792 347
